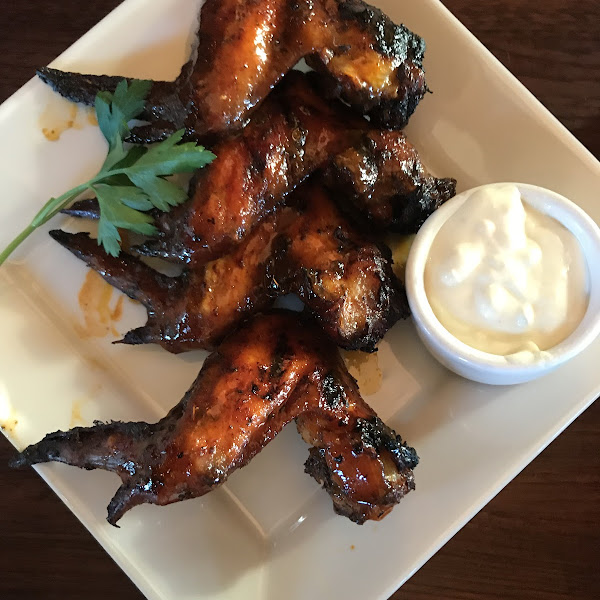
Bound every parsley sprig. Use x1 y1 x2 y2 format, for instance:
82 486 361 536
0 79 215 265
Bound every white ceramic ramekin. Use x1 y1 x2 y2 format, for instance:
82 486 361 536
405 183 600 385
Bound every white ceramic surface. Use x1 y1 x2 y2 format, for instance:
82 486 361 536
0 1 599 600
406 183 600 385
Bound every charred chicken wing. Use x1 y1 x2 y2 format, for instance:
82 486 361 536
325 130 457 233
133 71 365 265
63 76 453 268
37 0 427 143
50 181 408 353
272 182 408 350
11 311 418 525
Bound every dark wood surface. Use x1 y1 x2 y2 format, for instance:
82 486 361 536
0 1 598 598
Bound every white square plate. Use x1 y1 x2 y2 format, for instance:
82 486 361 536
1 1 598 599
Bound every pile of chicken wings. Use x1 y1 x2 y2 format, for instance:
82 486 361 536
13 0 456 525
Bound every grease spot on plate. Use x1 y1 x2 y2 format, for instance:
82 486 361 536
0 418 19 434
69 399 86 428
0 386 19 442
384 233 415 282
75 270 125 338
342 351 382 396
39 96 95 141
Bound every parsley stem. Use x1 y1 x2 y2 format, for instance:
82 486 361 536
0 225 37 267
0 182 91 267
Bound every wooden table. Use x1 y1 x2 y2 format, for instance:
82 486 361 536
0 1 598 598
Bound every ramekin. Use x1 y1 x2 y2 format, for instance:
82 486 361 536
405 183 600 385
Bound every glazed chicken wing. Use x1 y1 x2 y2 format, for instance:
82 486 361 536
133 71 365 265
64 73 454 268
50 181 408 353
11 312 418 525
273 182 408 350
325 130 457 233
38 0 427 143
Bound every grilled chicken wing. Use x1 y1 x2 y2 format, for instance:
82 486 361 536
48 220 279 353
325 130 457 233
51 181 407 353
273 183 408 350
134 71 365 265
11 311 418 525
64 71 364 265
305 0 427 130
38 0 427 143
64 75 453 268
64 89 457 270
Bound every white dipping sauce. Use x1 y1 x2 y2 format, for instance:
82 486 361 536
424 184 589 358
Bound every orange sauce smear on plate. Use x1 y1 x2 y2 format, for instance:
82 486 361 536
39 96 96 141
342 351 382 396
75 270 124 339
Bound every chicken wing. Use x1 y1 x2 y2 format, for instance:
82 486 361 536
50 180 407 353
38 0 427 143
325 130 457 233
11 311 418 525
273 182 408 350
48 218 279 353
133 71 365 265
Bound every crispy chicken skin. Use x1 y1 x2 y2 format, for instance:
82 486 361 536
306 0 427 129
273 183 408 350
37 0 427 143
134 71 365 265
50 181 408 353
325 130 457 233
64 129 454 277
11 312 418 525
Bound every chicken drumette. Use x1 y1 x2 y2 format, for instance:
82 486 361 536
325 130 457 234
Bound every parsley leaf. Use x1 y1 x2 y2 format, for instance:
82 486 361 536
96 79 151 171
127 130 216 175
94 184 157 257
0 79 215 266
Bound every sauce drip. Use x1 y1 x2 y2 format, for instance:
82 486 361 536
342 351 382 396
39 96 95 141
69 400 85 428
76 270 124 338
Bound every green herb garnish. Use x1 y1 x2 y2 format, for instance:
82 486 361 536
0 79 215 265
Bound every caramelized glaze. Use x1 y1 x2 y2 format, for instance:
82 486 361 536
326 130 457 233
135 71 365 265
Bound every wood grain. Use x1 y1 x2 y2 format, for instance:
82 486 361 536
0 1 598 599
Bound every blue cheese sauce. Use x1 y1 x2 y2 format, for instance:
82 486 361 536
424 185 589 359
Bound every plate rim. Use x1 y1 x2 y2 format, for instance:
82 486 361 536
0 1 599 600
